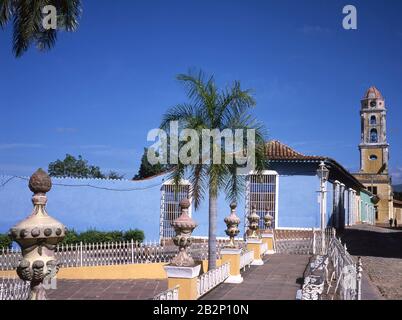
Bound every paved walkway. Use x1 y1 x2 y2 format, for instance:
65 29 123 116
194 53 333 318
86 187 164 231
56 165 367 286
201 254 309 300
47 279 167 300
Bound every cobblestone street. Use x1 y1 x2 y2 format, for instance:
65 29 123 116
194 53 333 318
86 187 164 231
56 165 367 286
342 224 402 300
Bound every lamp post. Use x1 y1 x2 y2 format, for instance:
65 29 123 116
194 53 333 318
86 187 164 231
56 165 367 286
316 161 329 255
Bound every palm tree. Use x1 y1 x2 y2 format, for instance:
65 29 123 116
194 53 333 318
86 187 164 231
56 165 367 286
0 0 81 57
161 70 268 270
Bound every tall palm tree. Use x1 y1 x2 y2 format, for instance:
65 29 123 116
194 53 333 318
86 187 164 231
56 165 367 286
161 70 268 270
0 0 81 57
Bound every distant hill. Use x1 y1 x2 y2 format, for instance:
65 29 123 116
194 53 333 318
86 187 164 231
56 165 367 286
393 184 402 192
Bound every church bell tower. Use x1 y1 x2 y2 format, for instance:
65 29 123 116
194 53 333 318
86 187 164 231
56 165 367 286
354 86 393 224
359 86 389 174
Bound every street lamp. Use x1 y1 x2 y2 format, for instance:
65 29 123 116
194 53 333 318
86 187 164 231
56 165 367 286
316 161 329 255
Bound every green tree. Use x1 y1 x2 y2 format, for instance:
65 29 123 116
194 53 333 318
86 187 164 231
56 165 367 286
160 70 267 270
49 154 124 179
0 233 12 249
123 229 145 242
61 229 79 245
133 148 169 180
48 154 105 178
0 0 81 57
106 171 125 180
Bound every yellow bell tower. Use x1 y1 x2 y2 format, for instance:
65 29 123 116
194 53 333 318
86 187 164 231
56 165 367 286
354 86 393 224
359 86 389 173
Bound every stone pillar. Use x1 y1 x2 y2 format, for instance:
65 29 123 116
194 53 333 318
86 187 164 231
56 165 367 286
222 203 243 283
261 233 275 254
246 206 264 265
354 190 357 225
221 248 243 283
261 207 275 254
339 183 346 229
247 239 264 265
163 198 201 300
344 188 350 226
9 169 66 300
333 181 341 229
164 265 201 300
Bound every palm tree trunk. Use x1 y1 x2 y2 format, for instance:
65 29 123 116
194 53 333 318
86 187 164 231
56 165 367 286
208 187 217 270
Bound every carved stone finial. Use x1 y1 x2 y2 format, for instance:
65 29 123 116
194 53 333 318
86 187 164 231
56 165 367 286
29 168 52 194
180 198 190 209
9 169 65 300
247 206 260 238
263 207 273 230
224 203 240 247
170 198 197 267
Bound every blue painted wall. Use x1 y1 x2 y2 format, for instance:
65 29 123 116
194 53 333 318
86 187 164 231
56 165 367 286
0 175 166 240
276 175 320 228
0 163 359 241
360 190 372 223
0 174 242 240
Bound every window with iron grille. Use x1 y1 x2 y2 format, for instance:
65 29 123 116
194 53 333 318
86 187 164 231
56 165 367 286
245 172 278 232
159 181 191 240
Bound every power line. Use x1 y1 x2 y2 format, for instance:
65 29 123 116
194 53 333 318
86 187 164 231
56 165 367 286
0 175 162 192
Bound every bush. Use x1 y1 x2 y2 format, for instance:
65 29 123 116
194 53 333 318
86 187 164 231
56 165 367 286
104 231 124 242
61 229 80 245
60 228 145 245
123 229 145 243
78 229 109 243
0 233 12 249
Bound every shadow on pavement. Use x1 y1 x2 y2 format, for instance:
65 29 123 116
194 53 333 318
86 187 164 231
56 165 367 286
340 227 402 259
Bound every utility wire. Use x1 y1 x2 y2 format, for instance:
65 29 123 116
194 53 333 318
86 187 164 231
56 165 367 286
0 175 162 192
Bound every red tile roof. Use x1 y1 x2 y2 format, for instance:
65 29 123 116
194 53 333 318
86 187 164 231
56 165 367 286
266 140 324 160
364 86 383 100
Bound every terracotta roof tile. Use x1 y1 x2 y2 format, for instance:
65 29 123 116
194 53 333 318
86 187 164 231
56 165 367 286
364 86 383 100
266 140 324 161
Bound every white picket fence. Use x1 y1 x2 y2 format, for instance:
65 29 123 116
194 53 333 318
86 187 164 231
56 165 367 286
153 285 180 300
0 276 30 300
0 241 177 270
261 242 268 255
274 228 334 255
1 239 243 270
197 262 230 298
326 236 362 300
240 250 254 271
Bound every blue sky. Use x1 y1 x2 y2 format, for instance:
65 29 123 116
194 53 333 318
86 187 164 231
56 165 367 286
0 0 401 183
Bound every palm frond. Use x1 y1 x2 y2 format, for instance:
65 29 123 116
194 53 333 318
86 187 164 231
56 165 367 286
167 162 185 201
58 0 81 31
0 0 14 28
5 0 81 57
189 164 207 210
160 103 197 130
12 0 39 57
224 163 246 204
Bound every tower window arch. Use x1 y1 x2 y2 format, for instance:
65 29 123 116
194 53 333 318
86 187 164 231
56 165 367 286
370 129 378 143
370 115 377 125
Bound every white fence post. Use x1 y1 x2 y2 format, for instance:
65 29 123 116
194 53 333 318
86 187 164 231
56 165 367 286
131 239 134 264
357 257 363 300
312 228 316 255
80 241 83 267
